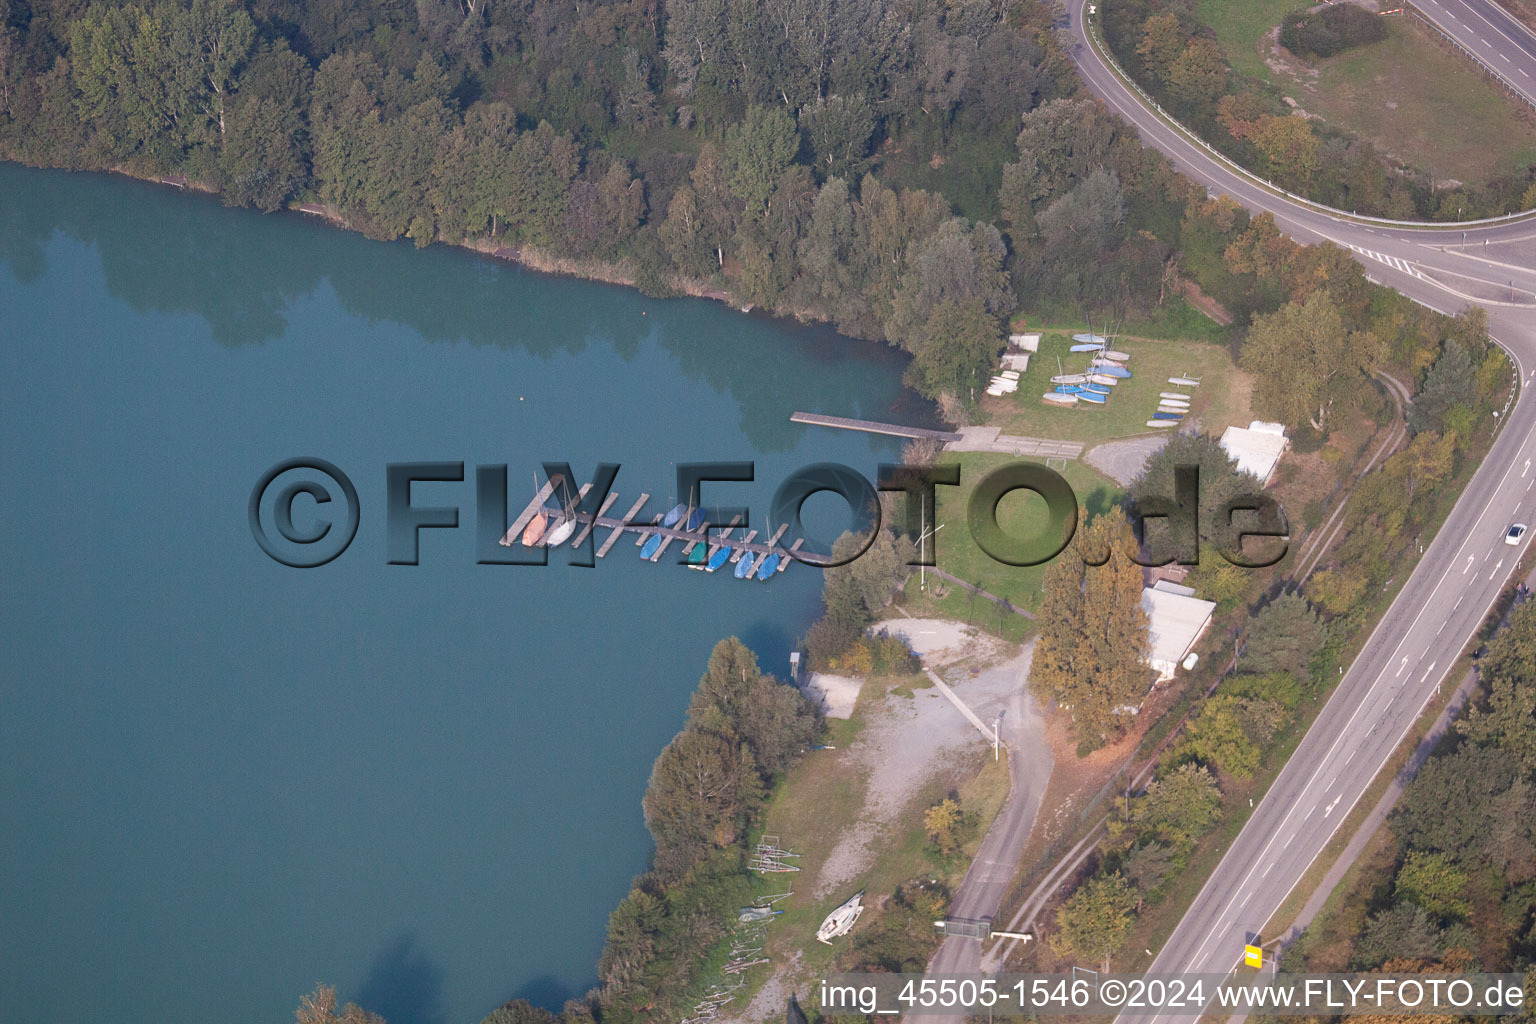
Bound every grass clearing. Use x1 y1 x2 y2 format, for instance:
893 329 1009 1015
1195 0 1302 80
1195 0 1536 186
983 326 1246 443
1289 18 1536 185
918 451 1122 617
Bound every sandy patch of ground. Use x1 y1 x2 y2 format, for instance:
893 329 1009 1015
802 673 861 719
812 627 1030 898
1085 435 1171 487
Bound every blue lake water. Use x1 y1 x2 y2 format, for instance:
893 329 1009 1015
0 163 934 1024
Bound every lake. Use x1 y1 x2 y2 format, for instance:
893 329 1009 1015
0 163 933 1024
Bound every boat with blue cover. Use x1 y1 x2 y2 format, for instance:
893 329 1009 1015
1069 343 1104 352
756 552 780 579
1055 385 1083 395
1080 383 1110 395
1152 411 1183 420
663 503 687 527
706 546 732 572
1096 366 1132 378
734 552 757 578
685 507 706 531
640 533 663 559
1077 391 1107 404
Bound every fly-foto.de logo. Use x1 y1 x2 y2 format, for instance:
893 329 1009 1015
248 460 1288 570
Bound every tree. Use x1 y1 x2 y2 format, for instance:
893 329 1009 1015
1394 851 1471 921
723 104 798 215
1120 841 1175 910
800 94 875 179
1128 433 1259 563
924 798 965 856
1136 14 1185 83
1308 568 1368 616
1251 115 1321 190
1052 872 1137 971
1409 339 1478 437
1240 593 1324 681
641 727 747 878
1352 904 1444 969
296 985 386 1024
1460 602 1536 777
1240 290 1370 430
1167 38 1226 108
1030 510 1152 750
1138 762 1220 847
1179 695 1282 779
905 297 1001 403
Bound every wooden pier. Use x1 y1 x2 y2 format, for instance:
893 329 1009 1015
509 484 830 567
790 412 962 442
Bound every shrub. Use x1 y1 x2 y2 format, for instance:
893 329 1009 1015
1280 5 1388 59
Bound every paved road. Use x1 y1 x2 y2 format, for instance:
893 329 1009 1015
1057 0 1536 1012
928 652 1054 975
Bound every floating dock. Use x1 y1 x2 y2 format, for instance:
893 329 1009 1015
790 412 962 443
510 486 828 567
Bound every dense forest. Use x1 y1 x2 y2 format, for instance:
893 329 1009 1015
0 0 1244 414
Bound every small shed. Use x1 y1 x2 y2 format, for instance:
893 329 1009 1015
1220 420 1289 485
1141 583 1216 683
1008 332 1042 353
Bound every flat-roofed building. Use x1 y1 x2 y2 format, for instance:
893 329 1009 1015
1219 420 1288 485
1141 581 1217 683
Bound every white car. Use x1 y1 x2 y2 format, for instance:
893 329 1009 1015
1506 523 1528 546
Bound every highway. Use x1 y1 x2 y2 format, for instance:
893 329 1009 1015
1058 0 1536 1009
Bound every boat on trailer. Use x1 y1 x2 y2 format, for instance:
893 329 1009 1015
816 891 865 944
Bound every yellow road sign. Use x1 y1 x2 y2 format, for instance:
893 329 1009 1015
1244 944 1263 969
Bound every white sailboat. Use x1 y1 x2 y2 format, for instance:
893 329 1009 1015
816 890 864 944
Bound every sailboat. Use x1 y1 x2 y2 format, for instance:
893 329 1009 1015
640 533 663 559
663 503 688 527
816 891 864 943
734 552 758 578
706 546 732 572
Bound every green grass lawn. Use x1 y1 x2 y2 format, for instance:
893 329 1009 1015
1194 1 1536 186
1295 19 1536 185
1195 0 1303 80
920 451 1123 616
983 325 1246 444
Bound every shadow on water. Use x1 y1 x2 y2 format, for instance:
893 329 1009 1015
355 933 447 1024
506 975 579 1011
0 164 941 452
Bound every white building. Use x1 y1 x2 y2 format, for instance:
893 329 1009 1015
1220 420 1289 485
1008 332 1042 353
1141 581 1217 683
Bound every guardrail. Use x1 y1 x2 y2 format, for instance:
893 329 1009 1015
1080 5 1536 230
